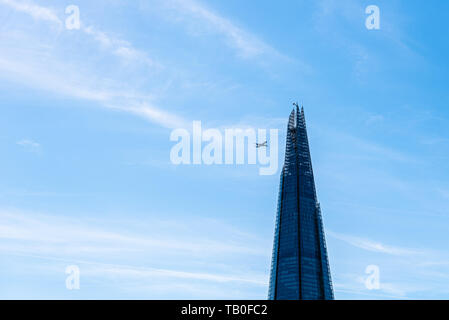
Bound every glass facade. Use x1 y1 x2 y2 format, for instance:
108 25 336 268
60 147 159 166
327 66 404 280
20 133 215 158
268 106 334 300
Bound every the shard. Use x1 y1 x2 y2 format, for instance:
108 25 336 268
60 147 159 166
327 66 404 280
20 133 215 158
268 104 334 300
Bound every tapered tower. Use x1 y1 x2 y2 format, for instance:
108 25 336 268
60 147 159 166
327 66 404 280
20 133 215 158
268 104 333 300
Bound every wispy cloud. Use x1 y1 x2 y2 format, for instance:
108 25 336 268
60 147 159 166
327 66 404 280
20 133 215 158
157 0 287 61
333 272 434 299
327 230 423 256
0 0 62 25
0 209 268 297
1 0 156 68
107 102 187 129
88 263 266 285
0 210 267 257
0 52 186 128
334 279 409 299
349 135 415 163
82 25 159 69
316 125 418 164
0 0 184 129
16 139 41 153
8 252 267 286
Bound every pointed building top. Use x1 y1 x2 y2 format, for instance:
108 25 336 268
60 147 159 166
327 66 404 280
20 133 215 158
293 102 299 109
268 102 334 300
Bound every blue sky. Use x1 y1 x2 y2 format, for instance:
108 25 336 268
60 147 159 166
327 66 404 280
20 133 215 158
0 0 449 299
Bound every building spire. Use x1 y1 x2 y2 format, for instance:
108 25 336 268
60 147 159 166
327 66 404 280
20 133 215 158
293 102 299 111
293 101 300 129
268 102 334 300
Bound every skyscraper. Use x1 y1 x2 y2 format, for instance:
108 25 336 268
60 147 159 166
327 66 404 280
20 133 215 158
268 104 334 300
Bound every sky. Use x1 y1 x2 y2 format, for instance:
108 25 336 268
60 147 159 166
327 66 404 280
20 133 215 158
0 0 449 299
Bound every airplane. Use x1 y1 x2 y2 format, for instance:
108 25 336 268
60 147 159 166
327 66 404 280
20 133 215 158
255 141 267 148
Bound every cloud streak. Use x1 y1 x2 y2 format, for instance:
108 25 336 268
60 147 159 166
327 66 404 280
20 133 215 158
0 0 185 129
17 139 41 153
0 209 268 297
82 25 159 69
7 252 267 286
158 0 286 60
0 210 267 257
327 230 423 256
0 0 62 25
